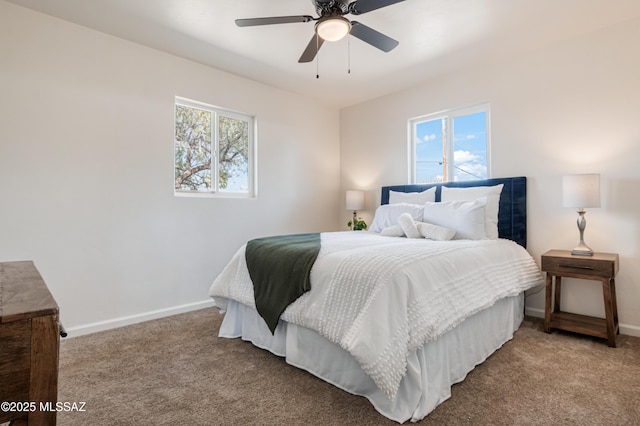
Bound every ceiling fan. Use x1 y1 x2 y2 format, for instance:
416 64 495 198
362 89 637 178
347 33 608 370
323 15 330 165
235 0 405 63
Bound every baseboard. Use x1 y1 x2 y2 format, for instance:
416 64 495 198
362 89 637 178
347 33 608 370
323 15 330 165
524 306 544 319
620 323 640 338
64 299 216 338
524 306 640 338
64 301 640 339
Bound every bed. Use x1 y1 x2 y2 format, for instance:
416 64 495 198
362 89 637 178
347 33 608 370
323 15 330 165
209 176 543 423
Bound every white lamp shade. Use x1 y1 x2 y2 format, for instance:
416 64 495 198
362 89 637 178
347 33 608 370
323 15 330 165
316 17 350 41
563 174 601 208
346 190 365 211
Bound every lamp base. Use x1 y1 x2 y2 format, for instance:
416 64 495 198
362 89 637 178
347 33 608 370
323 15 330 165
571 243 594 256
571 209 594 256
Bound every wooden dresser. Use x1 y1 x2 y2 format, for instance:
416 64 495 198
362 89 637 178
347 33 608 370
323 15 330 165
0 261 60 425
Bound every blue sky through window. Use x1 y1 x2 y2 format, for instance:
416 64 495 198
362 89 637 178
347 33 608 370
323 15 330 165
415 111 487 183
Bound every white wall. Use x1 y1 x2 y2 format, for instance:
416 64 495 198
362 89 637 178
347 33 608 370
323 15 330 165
0 2 341 335
341 18 640 335
3 1 639 338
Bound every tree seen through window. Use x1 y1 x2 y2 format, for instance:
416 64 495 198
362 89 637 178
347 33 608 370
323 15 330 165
174 99 253 195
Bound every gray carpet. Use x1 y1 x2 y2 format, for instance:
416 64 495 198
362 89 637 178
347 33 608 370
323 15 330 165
57 308 640 425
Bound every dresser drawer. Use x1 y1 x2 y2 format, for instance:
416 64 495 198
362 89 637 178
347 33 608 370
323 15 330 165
0 320 31 423
541 250 618 278
0 369 30 404
0 319 31 372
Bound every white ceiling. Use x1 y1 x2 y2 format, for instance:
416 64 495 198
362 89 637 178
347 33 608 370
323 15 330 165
7 0 640 108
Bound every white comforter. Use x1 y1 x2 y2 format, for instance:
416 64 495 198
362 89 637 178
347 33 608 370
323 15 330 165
209 231 543 400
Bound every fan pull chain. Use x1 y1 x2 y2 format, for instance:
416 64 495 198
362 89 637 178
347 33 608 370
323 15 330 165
347 34 351 74
316 34 320 79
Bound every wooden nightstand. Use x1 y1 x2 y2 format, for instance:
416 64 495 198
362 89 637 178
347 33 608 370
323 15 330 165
541 250 619 347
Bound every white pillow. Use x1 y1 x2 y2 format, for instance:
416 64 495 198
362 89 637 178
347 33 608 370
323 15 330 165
397 213 422 238
422 198 487 240
369 203 424 233
440 184 504 239
380 225 405 237
389 187 436 205
379 219 456 241
416 222 456 241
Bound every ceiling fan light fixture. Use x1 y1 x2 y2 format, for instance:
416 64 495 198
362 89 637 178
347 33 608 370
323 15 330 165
316 16 351 41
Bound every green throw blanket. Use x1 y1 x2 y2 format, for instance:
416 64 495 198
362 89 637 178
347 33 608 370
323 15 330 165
245 233 321 334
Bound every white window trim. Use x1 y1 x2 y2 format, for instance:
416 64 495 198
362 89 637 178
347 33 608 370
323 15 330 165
408 103 491 184
174 97 257 198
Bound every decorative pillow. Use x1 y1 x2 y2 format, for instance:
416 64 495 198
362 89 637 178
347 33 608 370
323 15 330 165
380 225 405 237
422 198 487 240
369 203 424 233
380 218 456 241
397 213 422 238
440 184 504 239
416 222 456 241
389 187 436 205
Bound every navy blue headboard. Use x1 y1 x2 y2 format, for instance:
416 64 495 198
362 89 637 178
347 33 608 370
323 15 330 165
381 177 527 248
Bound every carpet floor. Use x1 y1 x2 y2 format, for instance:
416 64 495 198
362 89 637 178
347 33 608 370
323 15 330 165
57 308 640 425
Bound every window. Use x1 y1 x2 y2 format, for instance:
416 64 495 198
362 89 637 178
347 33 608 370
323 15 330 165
174 97 255 196
409 104 490 183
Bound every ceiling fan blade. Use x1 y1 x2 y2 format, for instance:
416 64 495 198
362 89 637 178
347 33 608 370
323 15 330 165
350 21 398 52
298 34 325 63
349 0 405 15
235 15 314 27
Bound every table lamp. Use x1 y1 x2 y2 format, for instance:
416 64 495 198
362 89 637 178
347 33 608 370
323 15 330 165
346 190 365 229
562 174 600 256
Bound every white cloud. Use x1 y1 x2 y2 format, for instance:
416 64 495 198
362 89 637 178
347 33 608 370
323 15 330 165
457 163 487 178
453 151 487 180
453 150 486 179
416 133 437 145
453 150 479 164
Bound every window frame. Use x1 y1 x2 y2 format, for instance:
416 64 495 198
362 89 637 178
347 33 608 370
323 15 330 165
408 103 491 184
174 97 257 198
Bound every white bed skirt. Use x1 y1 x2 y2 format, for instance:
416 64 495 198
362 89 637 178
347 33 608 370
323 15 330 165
218 295 524 423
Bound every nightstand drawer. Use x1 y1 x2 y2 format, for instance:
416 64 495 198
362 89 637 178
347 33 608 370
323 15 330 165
541 250 618 278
